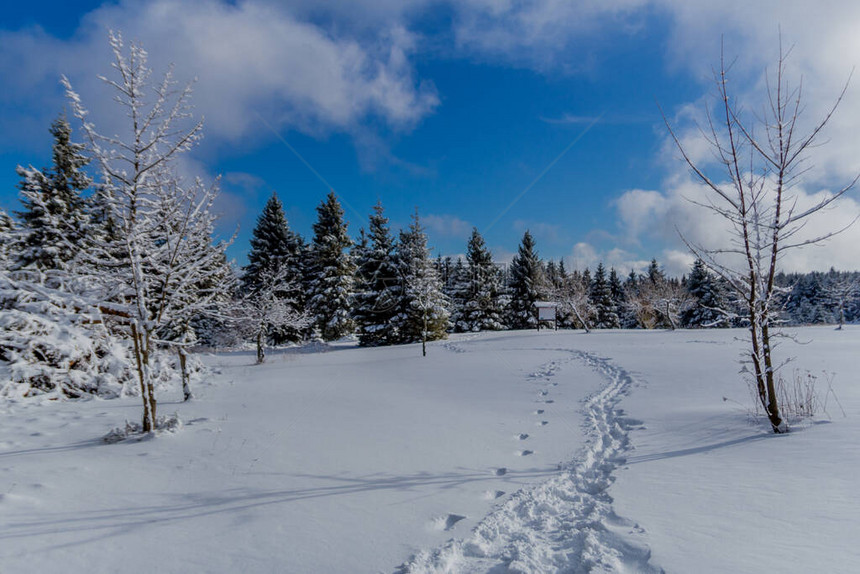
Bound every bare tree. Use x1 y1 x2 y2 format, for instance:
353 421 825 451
824 275 859 330
664 40 858 432
547 272 593 333
64 32 231 432
627 278 692 330
235 266 309 364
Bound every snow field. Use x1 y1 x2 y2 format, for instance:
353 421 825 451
0 333 605 573
563 327 860 573
2 327 859 573
403 349 660 573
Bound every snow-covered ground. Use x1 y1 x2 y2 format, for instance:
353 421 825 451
1 327 859 573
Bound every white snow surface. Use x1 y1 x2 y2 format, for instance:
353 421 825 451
1 327 859 573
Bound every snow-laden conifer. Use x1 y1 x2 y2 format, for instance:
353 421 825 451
242 192 306 343
13 115 90 272
353 202 401 346
457 228 505 332
506 230 542 330
395 211 449 352
591 263 620 328
307 191 355 341
681 258 728 328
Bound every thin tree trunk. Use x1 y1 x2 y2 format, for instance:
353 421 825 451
256 330 265 364
760 321 783 432
179 346 191 401
571 305 590 333
665 301 677 330
422 312 427 357
131 322 153 432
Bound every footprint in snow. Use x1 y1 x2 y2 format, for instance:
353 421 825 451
518 450 534 456
516 433 529 440
483 490 506 500
494 467 508 476
432 514 467 531
535 409 544 415
537 420 549 426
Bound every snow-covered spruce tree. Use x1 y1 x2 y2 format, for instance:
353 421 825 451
0 209 14 264
506 230 542 330
12 114 91 273
663 43 859 432
395 211 449 354
609 267 625 316
307 191 355 341
64 32 231 432
682 258 728 328
458 228 505 332
353 201 402 346
242 192 307 343
591 262 620 328
445 257 470 332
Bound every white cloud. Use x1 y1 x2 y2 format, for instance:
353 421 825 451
423 213 472 239
613 176 860 274
612 189 668 243
512 220 565 244
0 0 439 152
564 242 651 274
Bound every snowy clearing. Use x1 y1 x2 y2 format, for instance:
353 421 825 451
2 327 859 573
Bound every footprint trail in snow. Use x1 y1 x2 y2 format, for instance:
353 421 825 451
399 351 662 574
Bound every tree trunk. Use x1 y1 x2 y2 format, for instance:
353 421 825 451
256 330 265 364
422 312 427 357
179 346 191 401
131 322 155 432
760 321 783 433
665 301 677 330
571 305 590 333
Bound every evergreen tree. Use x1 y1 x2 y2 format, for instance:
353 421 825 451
591 263 620 328
307 191 355 340
646 258 665 285
13 115 91 272
395 210 449 349
507 230 542 330
446 257 470 332
545 260 559 288
458 228 505 332
353 202 401 346
682 258 727 328
242 192 306 342
0 209 13 265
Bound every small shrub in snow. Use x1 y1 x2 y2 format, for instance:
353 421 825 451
103 412 183 444
747 369 843 428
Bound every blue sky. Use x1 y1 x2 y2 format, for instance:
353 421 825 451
2 0 860 275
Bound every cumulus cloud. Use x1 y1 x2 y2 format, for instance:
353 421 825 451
0 0 439 152
613 176 860 274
